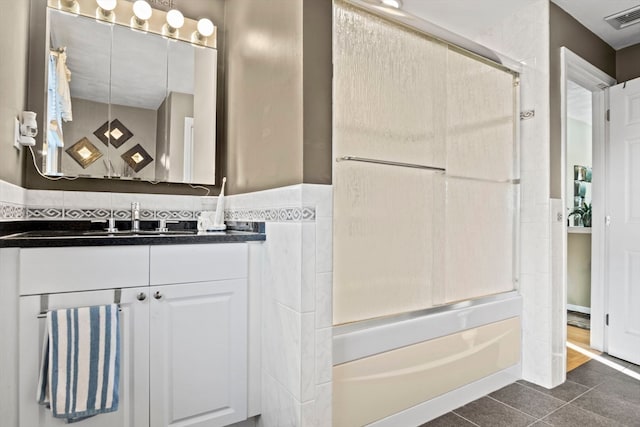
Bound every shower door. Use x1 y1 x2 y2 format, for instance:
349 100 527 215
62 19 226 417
333 2 519 325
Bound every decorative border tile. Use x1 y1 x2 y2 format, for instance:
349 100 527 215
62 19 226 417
225 207 316 222
1 203 27 220
64 208 111 220
112 209 157 220
156 210 195 220
1 201 317 223
27 207 63 219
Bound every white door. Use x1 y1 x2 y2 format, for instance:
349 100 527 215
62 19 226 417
19 287 150 427
149 280 247 427
607 77 640 365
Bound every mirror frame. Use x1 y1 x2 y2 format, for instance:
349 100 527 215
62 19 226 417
26 0 226 194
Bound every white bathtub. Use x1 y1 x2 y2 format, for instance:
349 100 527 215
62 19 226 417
333 291 522 426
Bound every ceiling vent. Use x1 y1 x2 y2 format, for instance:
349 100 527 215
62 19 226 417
605 5 640 30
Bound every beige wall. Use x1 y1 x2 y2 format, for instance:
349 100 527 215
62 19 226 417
225 0 304 194
616 43 640 83
24 0 226 195
225 0 332 195
549 3 616 199
302 0 333 185
0 1 30 186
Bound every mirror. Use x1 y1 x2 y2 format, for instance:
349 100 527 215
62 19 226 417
45 6 217 185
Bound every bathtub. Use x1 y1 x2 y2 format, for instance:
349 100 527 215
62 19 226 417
332 291 522 426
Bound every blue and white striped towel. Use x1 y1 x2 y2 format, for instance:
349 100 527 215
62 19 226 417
37 304 120 422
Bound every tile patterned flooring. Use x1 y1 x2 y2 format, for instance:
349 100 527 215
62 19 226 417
423 355 640 426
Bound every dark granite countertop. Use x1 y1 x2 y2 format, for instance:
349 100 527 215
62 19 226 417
0 221 265 248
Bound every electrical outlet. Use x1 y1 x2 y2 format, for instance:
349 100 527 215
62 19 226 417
14 118 21 150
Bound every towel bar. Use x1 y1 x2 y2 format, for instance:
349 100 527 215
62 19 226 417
37 306 122 319
336 156 520 184
37 289 123 318
336 156 446 172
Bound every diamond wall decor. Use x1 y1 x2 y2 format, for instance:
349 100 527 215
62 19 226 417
121 144 153 172
65 137 103 169
93 119 134 148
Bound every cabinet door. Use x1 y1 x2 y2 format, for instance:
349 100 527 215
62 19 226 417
19 288 150 427
149 279 248 427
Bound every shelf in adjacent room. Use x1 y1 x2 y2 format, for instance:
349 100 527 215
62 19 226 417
568 227 592 234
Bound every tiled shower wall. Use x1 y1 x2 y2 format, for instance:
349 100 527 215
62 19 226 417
472 0 556 387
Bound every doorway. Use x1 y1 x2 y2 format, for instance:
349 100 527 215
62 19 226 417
565 79 596 370
560 47 616 376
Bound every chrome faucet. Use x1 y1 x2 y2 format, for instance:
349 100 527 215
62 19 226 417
131 202 140 232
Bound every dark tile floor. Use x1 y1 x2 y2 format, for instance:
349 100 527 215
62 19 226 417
422 355 640 427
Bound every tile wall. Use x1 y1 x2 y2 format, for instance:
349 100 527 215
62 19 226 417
0 180 26 220
0 179 205 221
225 184 333 427
472 0 556 387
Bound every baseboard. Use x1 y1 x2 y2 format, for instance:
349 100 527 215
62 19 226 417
367 364 522 427
567 304 591 314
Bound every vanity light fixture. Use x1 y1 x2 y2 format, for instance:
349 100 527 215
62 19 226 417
54 0 217 47
96 0 116 22
191 18 215 45
131 0 152 31
58 0 80 14
163 9 184 38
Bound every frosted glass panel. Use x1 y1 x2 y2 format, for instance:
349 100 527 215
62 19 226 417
446 49 516 181
333 162 444 324
445 178 516 303
333 2 446 167
333 1 518 325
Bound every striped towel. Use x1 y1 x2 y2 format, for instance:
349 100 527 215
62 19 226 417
37 304 120 422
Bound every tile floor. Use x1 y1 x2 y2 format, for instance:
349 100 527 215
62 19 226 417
423 355 640 426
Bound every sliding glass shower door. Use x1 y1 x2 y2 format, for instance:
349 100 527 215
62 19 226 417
333 1 519 325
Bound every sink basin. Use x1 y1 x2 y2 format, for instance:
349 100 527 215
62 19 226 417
81 230 198 237
5 229 198 239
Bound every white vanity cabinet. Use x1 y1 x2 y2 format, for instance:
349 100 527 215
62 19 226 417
149 280 247 427
17 243 250 427
19 287 151 427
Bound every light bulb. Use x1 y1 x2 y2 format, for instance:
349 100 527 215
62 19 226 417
132 0 152 21
197 18 215 38
166 9 184 30
381 0 401 8
96 0 117 11
58 0 79 14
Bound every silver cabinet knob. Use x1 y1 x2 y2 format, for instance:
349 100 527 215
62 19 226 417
137 292 147 301
154 291 163 300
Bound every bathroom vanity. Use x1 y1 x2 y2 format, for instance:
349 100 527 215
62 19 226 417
1 230 264 427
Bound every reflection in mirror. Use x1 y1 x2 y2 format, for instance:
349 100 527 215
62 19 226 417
45 6 217 185
48 9 111 176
